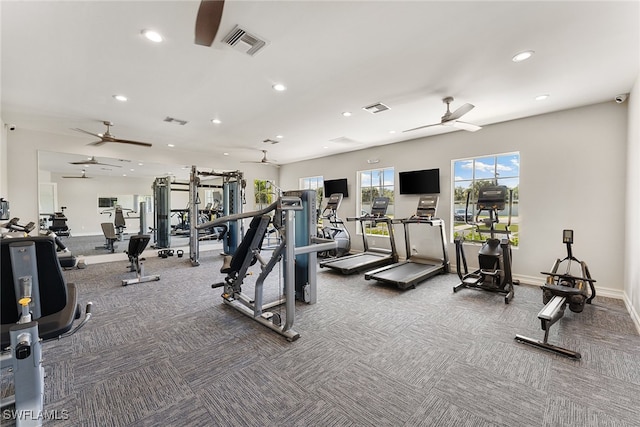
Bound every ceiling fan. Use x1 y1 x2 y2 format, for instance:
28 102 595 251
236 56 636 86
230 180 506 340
403 97 482 133
72 121 153 147
195 0 225 46
62 169 91 179
242 150 280 167
69 156 121 168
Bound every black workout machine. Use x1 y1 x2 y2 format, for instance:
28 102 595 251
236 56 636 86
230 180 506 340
365 195 449 290
197 195 336 341
1 236 92 426
454 185 518 303
320 197 398 275
317 193 351 258
122 234 160 286
47 207 70 238
2 217 77 269
515 230 596 359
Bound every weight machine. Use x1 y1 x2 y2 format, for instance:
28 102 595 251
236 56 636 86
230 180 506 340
1 236 92 426
197 195 336 341
189 166 243 266
515 230 596 359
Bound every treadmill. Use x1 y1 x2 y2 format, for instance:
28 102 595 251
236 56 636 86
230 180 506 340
364 195 449 289
319 197 398 274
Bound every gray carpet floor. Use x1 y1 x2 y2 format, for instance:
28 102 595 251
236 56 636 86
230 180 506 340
2 250 639 426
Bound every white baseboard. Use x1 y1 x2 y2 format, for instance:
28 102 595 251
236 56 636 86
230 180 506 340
622 293 640 335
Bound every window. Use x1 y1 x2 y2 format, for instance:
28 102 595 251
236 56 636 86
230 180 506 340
358 167 394 236
452 153 520 246
299 176 324 207
254 179 274 209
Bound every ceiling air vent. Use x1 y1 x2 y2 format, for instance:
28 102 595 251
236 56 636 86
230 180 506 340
222 25 267 56
363 102 390 114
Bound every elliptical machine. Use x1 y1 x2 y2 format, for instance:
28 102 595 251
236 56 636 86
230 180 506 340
515 230 596 359
318 193 351 258
453 185 518 304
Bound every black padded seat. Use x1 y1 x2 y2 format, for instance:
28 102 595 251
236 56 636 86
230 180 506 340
100 222 118 252
221 215 269 275
126 234 150 259
1 236 78 348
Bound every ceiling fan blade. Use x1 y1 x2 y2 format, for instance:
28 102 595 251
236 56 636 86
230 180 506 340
402 123 441 133
88 140 107 146
452 121 482 132
195 0 225 46
110 138 153 148
447 103 474 121
72 128 103 138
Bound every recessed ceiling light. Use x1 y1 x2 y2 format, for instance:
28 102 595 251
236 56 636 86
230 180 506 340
535 94 550 101
389 130 396 134
167 144 175 147
512 50 534 62
113 94 128 102
342 112 352 117
122 174 127 177
211 119 221 124
141 29 163 43
130 169 135 172
323 146 329 149
223 152 229 156
272 83 287 91
276 135 283 139
138 163 143 166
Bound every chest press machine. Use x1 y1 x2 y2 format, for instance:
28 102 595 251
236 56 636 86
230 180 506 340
197 195 336 341
515 230 596 359
1 236 92 426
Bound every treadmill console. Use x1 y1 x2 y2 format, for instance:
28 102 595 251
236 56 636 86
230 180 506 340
370 197 390 217
416 195 438 218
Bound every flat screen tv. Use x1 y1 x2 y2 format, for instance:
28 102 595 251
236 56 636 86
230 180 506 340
399 168 440 195
324 178 349 198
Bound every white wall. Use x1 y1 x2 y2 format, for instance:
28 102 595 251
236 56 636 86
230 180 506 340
624 74 640 331
280 102 628 298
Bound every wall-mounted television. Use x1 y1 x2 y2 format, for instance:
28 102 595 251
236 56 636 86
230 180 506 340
399 168 440 195
324 178 349 198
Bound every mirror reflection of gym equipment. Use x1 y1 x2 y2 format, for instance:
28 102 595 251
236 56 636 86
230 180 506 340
515 230 596 359
365 195 449 290
453 185 519 303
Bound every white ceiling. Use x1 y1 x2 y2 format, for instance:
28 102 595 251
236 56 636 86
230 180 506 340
2 1 639 169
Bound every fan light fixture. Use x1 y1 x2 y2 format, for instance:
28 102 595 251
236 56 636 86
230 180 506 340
142 29 163 43
512 50 534 62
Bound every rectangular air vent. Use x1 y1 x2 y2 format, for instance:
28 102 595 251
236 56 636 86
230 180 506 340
222 25 267 56
363 102 390 114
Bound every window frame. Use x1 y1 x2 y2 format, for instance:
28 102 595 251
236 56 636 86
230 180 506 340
451 152 520 246
356 166 395 237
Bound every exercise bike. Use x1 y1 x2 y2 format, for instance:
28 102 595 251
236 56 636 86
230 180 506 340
515 230 596 359
318 193 350 258
453 185 519 303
